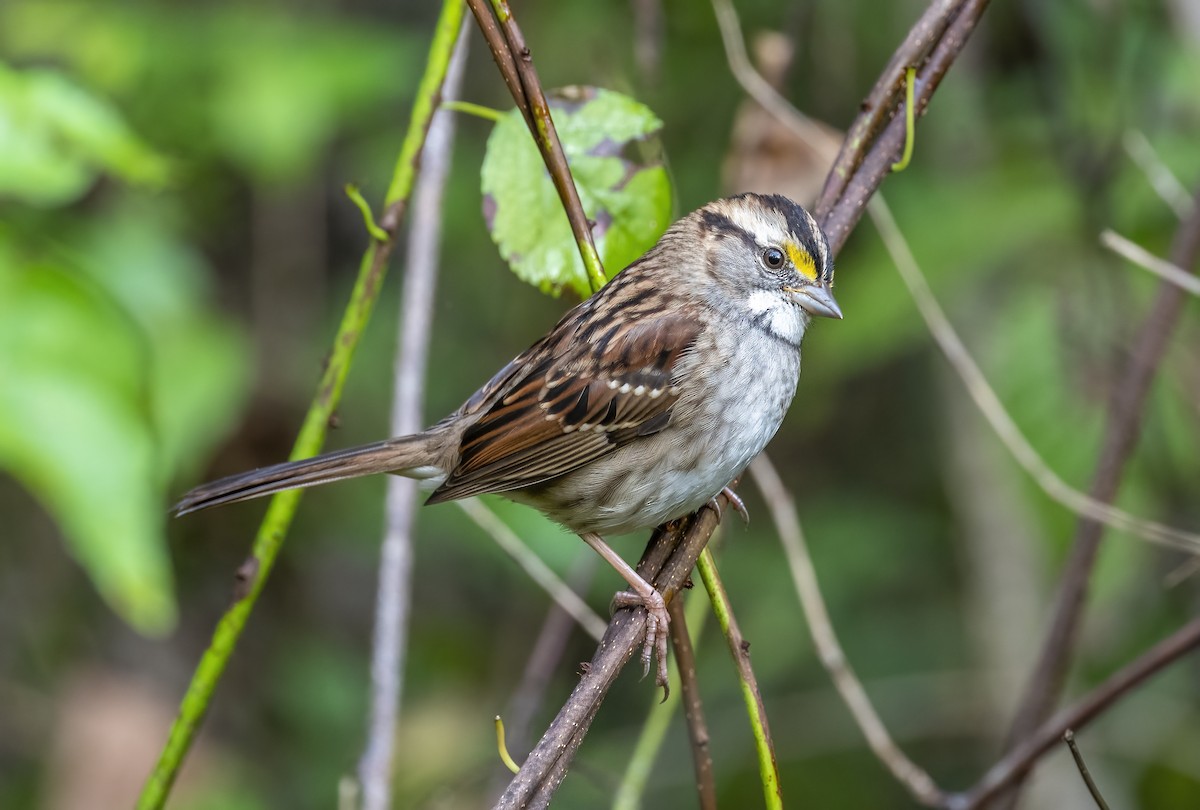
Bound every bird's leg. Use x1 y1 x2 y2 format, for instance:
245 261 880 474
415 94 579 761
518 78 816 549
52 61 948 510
707 485 750 524
579 531 670 692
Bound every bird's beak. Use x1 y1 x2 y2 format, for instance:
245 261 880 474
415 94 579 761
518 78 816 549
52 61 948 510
791 283 843 320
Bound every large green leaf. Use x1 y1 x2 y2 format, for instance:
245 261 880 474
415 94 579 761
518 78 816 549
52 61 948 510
480 86 672 298
0 64 169 206
0 208 248 635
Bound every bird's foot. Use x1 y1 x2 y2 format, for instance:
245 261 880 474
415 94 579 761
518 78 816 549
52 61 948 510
708 485 750 524
611 587 671 698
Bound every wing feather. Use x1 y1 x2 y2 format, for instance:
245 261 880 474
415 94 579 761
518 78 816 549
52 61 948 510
427 309 701 504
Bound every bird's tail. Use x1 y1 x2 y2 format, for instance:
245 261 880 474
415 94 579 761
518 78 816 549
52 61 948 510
173 434 444 515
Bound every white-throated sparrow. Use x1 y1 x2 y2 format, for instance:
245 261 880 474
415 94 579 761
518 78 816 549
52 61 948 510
176 193 841 687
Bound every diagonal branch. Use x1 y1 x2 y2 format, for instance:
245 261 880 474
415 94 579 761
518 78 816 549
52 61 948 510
996 185 1200 805
465 0 607 292
815 0 993 252
947 615 1200 809
749 455 945 806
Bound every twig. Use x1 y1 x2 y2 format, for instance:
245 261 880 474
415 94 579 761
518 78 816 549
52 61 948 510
945 616 1200 809
1063 730 1111 810
496 716 522 774
465 0 607 292
997 185 1200 805
816 0 992 254
357 22 469 810
891 67 918 172
135 4 467 806
612 590 715 810
493 507 719 810
814 0 989 244
1122 130 1195 220
749 456 945 807
870 197 1200 553
711 0 834 158
669 595 718 810
1101 229 1200 297
457 499 607 642
697 547 782 810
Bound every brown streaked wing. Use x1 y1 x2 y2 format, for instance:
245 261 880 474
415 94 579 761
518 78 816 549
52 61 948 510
426 312 702 504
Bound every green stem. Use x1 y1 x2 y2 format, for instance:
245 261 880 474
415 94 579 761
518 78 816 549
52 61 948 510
612 590 711 810
442 99 505 122
697 547 782 810
891 67 917 172
135 2 466 807
384 1 468 211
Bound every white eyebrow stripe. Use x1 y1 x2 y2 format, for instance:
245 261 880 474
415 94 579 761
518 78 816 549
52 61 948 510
803 207 829 279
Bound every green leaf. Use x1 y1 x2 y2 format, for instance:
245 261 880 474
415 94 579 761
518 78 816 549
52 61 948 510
0 205 249 635
480 86 673 298
0 64 170 206
0 250 174 634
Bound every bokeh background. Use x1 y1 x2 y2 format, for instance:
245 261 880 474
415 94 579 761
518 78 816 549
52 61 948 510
3 0 1200 807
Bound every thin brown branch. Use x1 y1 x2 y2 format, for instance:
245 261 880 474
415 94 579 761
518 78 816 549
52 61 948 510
667 595 717 810
945 616 1200 810
997 185 1200 805
750 456 945 806
817 0 959 209
1063 730 1112 810
466 0 526 122
493 506 718 810
814 0 992 252
465 0 606 291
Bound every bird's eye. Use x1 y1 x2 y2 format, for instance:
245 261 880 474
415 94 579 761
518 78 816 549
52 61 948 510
762 247 785 270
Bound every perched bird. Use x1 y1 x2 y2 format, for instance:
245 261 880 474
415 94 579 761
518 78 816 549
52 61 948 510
175 193 841 687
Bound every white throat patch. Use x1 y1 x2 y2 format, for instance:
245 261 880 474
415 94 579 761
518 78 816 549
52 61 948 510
746 289 806 345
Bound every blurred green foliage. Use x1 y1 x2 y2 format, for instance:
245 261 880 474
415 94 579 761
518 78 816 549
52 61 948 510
0 65 247 634
3 1 1200 809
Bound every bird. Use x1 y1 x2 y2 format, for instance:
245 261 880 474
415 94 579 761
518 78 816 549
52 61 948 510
174 192 841 689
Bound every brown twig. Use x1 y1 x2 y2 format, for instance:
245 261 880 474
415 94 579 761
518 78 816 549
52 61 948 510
815 0 992 254
466 0 526 122
996 186 1200 805
667 595 718 810
946 616 1200 809
816 0 959 209
493 506 719 810
1063 730 1112 810
465 0 607 292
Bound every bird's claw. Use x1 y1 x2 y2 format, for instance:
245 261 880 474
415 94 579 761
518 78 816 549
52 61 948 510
611 588 671 698
708 485 750 524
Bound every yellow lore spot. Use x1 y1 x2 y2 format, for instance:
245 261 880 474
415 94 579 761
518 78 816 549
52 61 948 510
785 241 818 281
